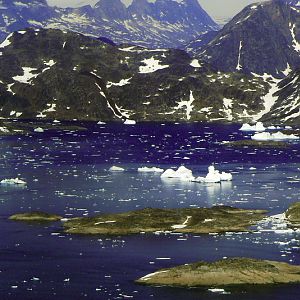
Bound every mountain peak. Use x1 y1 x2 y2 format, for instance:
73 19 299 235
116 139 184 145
195 0 300 77
94 0 128 19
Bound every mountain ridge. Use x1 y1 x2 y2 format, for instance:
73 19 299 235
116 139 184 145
0 27 299 125
189 0 300 77
0 0 219 49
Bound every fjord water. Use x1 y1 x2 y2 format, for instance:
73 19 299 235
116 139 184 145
0 122 300 299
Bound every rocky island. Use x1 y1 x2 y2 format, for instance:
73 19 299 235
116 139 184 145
62 206 267 235
9 212 62 222
225 140 289 149
286 202 300 228
136 258 300 287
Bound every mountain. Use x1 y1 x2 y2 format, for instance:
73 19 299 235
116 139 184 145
193 0 300 77
1 28 299 124
0 0 219 49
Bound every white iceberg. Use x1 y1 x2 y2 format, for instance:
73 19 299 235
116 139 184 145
251 132 299 141
97 121 106 125
193 166 232 183
124 119 136 125
34 127 44 133
161 166 194 181
109 166 125 172
267 125 282 130
220 171 233 181
239 122 265 132
1 178 27 185
138 167 164 173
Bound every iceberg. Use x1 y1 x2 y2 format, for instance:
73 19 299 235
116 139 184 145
138 167 164 173
193 166 232 183
267 125 282 130
251 132 299 141
1 178 27 185
124 119 136 125
97 121 106 125
161 166 194 181
109 166 125 172
239 122 265 132
161 166 232 183
34 127 44 133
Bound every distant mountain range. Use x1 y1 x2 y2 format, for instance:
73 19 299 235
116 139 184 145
0 0 219 49
0 27 299 124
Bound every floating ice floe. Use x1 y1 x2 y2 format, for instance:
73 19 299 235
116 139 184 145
97 121 106 125
34 127 44 133
138 167 164 173
109 166 125 172
251 132 299 141
239 122 266 132
0 178 27 185
193 166 232 183
124 119 136 125
160 166 194 181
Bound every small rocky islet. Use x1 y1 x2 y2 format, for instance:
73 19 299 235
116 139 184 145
285 202 300 228
225 140 290 149
9 211 62 222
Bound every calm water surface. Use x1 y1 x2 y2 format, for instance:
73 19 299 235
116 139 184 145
0 122 299 299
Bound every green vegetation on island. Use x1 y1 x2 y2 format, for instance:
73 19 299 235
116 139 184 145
63 206 267 235
286 202 300 227
136 258 300 287
9 212 62 222
225 140 289 148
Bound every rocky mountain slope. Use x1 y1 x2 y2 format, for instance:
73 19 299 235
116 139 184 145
0 0 218 49
192 0 300 77
1 28 299 124
261 69 300 123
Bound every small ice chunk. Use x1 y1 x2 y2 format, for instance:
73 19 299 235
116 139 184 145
97 121 106 125
109 166 125 172
124 119 136 125
34 127 44 133
138 167 164 173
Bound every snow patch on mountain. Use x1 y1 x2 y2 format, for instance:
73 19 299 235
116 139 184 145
139 57 169 74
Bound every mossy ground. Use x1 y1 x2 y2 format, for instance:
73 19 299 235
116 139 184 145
225 140 289 148
9 211 62 222
63 206 267 235
136 258 300 287
286 202 300 227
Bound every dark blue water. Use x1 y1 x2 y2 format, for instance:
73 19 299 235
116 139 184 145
0 122 300 299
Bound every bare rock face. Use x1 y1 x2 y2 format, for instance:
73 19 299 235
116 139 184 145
136 258 300 287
